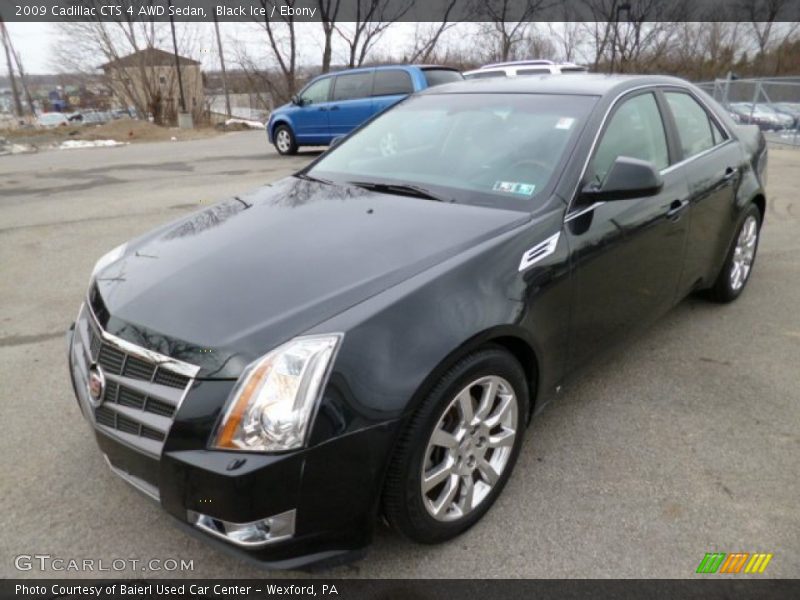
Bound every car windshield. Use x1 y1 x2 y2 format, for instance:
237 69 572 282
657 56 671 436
308 93 597 210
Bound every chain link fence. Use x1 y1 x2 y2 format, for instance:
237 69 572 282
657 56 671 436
696 76 800 148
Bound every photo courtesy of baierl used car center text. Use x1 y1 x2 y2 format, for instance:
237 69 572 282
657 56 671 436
1 0 799 598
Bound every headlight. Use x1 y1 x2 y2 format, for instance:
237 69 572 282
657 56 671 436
211 334 341 452
91 243 127 280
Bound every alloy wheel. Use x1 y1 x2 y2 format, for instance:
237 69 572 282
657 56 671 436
276 129 291 153
420 375 518 522
730 215 758 291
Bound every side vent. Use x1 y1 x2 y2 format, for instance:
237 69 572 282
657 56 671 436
518 232 561 272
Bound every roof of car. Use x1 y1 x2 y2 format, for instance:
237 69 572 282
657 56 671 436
317 64 459 77
422 73 695 97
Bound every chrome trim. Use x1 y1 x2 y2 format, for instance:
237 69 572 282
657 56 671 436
188 509 296 549
84 295 201 379
104 455 160 502
518 232 560 272
75 297 200 457
564 201 606 223
564 83 737 221
660 139 736 175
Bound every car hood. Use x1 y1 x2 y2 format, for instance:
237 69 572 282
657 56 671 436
93 177 528 378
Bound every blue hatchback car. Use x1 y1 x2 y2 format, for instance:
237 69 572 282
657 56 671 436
266 65 463 155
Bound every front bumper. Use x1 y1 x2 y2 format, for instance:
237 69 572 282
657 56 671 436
66 313 398 569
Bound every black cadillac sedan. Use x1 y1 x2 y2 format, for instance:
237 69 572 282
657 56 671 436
67 75 767 569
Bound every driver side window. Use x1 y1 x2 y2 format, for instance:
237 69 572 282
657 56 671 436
589 92 669 185
300 78 331 105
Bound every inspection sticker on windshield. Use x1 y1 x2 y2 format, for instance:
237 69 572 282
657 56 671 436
555 117 576 130
493 181 536 196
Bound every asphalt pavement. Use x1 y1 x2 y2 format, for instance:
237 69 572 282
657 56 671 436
1 132 798 578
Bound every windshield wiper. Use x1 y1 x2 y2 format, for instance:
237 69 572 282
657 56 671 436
346 181 449 202
295 172 332 185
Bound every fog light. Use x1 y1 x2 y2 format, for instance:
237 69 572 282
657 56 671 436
188 509 295 548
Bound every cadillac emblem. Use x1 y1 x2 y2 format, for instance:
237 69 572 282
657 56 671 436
87 363 106 407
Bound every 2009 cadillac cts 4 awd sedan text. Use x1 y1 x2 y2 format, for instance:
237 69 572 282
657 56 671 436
67 75 767 568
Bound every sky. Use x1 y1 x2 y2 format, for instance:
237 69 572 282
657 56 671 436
3 21 477 75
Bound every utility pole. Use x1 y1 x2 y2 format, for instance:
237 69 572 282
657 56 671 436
213 11 231 118
167 0 190 127
0 18 24 118
10 38 35 116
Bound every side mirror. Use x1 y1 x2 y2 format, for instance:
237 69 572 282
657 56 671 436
582 156 663 201
291 95 304 106
329 135 344 149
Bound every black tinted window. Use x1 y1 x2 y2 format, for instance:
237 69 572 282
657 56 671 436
372 70 413 96
299 77 331 104
590 92 669 182
466 71 506 79
332 72 373 101
665 92 715 157
423 69 463 87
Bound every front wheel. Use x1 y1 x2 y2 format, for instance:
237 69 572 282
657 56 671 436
382 347 529 544
273 124 298 155
707 203 761 303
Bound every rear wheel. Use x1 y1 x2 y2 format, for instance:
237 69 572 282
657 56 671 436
383 347 529 544
273 124 297 155
707 203 761 303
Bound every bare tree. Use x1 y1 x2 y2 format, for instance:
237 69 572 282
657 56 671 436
405 0 460 63
478 0 549 62
739 0 800 73
334 0 413 68
255 0 298 98
547 20 586 63
317 0 341 73
53 13 201 124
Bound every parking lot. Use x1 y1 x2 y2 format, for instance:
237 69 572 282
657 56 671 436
1 132 798 578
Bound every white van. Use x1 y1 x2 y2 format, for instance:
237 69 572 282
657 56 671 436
464 60 588 79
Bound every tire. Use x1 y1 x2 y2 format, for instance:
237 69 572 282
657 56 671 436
382 347 529 544
707 203 761 303
273 124 298 155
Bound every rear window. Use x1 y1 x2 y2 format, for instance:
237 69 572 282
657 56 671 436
332 72 373 102
373 70 414 96
560 67 588 73
423 69 463 87
465 71 506 80
516 68 551 75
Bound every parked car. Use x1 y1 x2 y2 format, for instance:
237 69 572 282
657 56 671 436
463 59 588 79
772 102 800 129
68 74 767 569
728 102 787 130
266 65 463 155
37 112 69 128
754 103 794 129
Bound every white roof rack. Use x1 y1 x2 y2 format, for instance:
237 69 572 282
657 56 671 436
482 59 555 69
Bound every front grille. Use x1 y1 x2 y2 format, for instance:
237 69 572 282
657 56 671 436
90 327 190 390
70 303 199 457
96 406 166 442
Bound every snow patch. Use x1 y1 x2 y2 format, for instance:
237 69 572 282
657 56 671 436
225 118 265 130
58 139 127 150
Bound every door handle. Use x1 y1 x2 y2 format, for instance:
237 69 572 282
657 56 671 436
317 107 328 111
329 105 340 111
723 167 738 180
666 198 690 219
